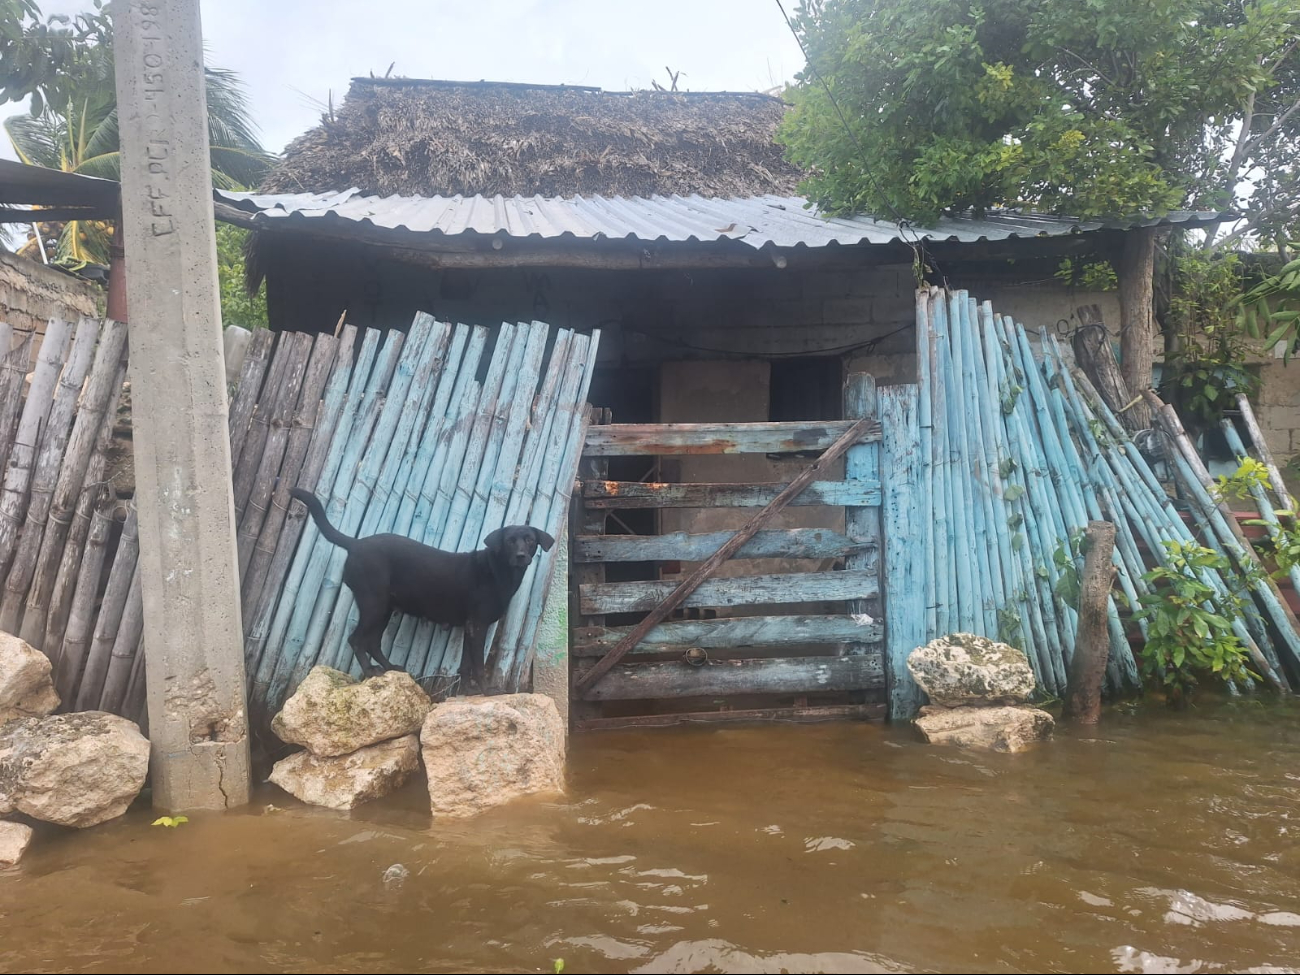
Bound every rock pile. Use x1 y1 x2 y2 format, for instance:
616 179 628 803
269 667 431 810
269 666 568 817
907 633 1054 753
0 633 151 862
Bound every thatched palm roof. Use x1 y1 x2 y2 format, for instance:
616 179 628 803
262 78 804 199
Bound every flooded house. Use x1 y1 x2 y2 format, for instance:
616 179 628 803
211 77 1233 729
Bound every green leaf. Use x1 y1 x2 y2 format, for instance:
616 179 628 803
151 815 189 828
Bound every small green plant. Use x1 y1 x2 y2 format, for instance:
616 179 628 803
1215 459 1300 580
1051 530 1086 610
1136 541 1255 700
1055 258 1118 292
553 960 565 974
151 815 188 828
1213 457 1273 501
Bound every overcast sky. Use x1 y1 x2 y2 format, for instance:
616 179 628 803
1 0 805 160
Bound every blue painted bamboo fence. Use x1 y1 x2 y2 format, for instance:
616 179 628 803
27 315 597 725
899 287 1299 717
246 316 599 715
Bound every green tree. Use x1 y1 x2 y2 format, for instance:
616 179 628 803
779 0 1300 426
216 223 267 329
2 0 272 271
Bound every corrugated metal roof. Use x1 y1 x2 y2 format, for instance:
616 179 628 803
214 187 1222 250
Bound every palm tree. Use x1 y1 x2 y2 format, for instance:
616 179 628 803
5 54 273 268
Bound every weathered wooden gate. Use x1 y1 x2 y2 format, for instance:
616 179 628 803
568 374 890 731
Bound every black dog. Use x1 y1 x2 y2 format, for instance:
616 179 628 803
290 488 554 691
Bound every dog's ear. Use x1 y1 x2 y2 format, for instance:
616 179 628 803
532 528 556 552
483 527 506 552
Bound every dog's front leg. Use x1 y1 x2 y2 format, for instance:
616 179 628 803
463 620 489 695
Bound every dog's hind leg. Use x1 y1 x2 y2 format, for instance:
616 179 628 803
349 592 392 679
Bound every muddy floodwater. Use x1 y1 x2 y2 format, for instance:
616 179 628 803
1 702 1298 974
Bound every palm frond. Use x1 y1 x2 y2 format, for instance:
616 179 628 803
3 112 63 168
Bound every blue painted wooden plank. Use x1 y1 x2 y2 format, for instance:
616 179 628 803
1220 417 1300 599
914 289 937 640
402 323 521 678
922 290 952 636
844 372 882 671
487 330 588 686
581 479 883 508
268 327 405 703
571 613 884 653
385 323 472 536
294 319 435 679
879 383 927 717
244 326 355 691
582 419 883 455
500 328 602 688
993 313 1079 676
256 326 380 708
580 569 882 615
980 306 1067 692
973 300 1053 688
934 293 971 630
573 528 867 562
950 292 1000 637
319 318 453 673
1037 344 1139 688
433 321 550 680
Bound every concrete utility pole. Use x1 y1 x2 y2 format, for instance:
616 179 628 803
112 0 250 810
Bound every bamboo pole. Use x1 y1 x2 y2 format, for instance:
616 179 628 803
0 318 99 634
1236 392 1296 512
504 331 602 689
253 326 380 697
13 321 128 644
231 332 301 522
267 329 406 704
0 324 28 478
414 323 525 678
36 362 126 654
74 502 138 711
431 323 545 680
1219 418 1300 598
52 503 116 703
487 329 577 682
1148 392 1300 684
318 317 452 672
242 327 353 646
227 328 274 468
98 563 142 712
235 332 315 576
0 317 72 579
290 321 431 680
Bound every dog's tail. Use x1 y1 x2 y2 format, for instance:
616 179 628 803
289 488 355 550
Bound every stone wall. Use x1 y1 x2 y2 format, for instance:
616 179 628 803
0 249 102 358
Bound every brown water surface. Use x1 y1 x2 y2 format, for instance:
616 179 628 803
1 701 1298 974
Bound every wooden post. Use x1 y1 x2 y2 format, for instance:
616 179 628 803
1071 310 1141 433
112 0 249 810
1062 521 1117 724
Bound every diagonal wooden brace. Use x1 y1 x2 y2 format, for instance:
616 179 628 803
573 416 881 696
